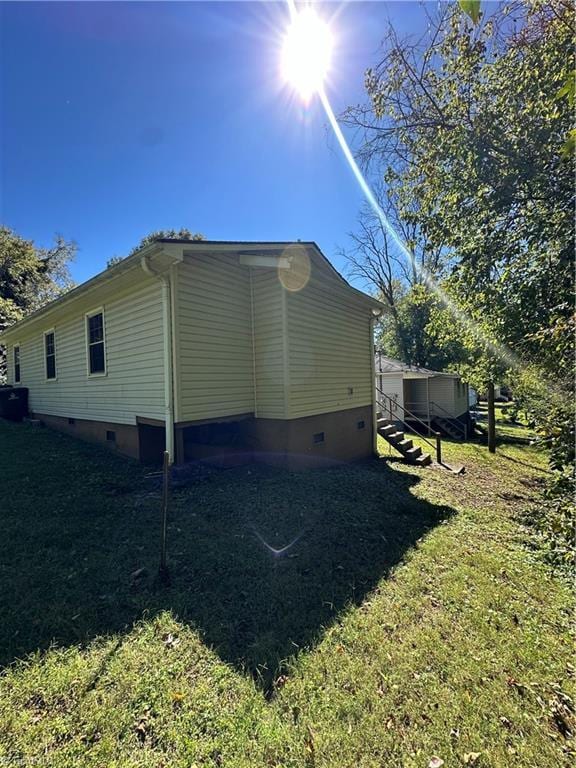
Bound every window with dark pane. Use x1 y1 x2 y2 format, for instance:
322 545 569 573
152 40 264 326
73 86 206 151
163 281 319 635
87 312 106 374
14 346 21 383
45 332 56 379
88 313 104 345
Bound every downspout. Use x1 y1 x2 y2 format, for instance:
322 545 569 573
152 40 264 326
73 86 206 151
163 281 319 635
369 312 379 456
141 256 175 463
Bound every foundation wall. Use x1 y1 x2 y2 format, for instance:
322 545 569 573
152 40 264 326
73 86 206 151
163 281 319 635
33 412 142 460
33 405 374 470
178 405 374 469
250 405 373 469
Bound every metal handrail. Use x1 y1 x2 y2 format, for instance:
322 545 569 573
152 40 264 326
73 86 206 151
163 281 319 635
376 385 442 463
429 400 468 440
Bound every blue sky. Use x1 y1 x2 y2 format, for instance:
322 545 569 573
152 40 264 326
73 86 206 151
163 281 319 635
1 1 428 285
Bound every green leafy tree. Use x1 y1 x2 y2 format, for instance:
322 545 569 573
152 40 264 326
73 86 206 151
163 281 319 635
340 183 447 367
345 0 573 445
377 284 469 372
128 228 205 257
106 228 205 268
363 0 572 365
345 0 574 554
0 227 76 380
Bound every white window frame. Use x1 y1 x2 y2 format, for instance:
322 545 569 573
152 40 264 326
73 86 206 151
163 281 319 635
85 307 107 377
13 343 21 384
44 329 57 381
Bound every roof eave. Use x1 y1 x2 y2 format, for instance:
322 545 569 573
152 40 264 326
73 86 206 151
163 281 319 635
0 242 183 342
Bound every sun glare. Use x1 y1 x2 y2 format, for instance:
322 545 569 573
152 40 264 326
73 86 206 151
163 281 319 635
281 7 333 102
277 1 520 373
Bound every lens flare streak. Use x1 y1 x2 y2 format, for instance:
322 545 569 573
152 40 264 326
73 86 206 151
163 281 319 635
317 86 519 368
250 523 304 559
283 0 519 371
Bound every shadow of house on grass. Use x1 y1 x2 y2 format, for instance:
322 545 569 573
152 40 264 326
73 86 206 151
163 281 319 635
0 420 454 694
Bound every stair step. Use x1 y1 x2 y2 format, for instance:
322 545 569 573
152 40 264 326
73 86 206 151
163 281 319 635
377 419 394 429
405 446 422 460
379 428 433 469
434 417 464 440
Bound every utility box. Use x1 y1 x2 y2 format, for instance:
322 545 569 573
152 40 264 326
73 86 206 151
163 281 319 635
0 387 29 421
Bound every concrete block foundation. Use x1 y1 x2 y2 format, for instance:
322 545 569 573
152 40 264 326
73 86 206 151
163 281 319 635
32 405 375 469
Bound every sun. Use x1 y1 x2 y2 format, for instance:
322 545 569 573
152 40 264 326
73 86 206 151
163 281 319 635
281 7 333 102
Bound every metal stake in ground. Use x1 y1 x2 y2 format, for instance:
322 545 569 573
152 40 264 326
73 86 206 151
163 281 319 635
159 451 170 584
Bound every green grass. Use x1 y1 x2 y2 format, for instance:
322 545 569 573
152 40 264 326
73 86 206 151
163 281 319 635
474 402 535 444
0 420 573 766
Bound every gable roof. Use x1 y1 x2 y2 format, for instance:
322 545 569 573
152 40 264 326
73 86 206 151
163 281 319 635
0 240 384 341
162 239 384 311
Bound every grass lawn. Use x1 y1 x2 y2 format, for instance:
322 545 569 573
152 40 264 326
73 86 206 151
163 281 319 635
0 419 573 767
473 402 535 444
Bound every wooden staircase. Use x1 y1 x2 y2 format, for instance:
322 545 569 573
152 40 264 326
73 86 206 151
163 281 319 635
434 416 465 441
377 417 432 466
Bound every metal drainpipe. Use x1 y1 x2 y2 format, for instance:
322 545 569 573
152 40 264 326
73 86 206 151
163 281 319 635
141 257 175 463
369 315 378 456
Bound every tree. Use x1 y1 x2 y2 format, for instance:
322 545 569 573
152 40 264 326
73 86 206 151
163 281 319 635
343 0 574 557
0 227 76 380
106 228 205 269
340 184 447 366
343 0 574 456
128 228 205 257
106 255 124 269
362 0 573 362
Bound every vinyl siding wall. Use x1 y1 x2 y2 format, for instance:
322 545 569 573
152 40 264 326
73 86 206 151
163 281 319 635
285 272 373 419
251 268 286 419
376 373 405 419
405 376 468 418
429 377 468 418
4 277 165 424
2 249 377 432
428 377 456 416
175 254 255 422
175 254 375 423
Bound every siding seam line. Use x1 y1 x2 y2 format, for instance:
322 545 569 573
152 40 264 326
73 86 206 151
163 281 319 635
281 285 290 419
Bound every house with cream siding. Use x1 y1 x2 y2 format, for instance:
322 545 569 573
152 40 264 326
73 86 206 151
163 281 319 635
375 353 471 439
0 240 383 467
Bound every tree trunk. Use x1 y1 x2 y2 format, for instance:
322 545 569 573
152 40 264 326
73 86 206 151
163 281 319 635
487 381 496 454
